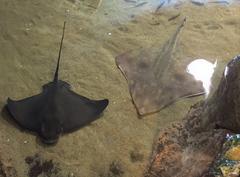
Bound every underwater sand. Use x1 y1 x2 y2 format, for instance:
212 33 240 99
0 0 239 176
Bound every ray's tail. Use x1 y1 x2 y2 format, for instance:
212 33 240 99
54 21 66 82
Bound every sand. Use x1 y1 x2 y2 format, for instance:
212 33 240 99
0 0 239 176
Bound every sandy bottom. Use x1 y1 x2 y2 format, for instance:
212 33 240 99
0 0 239 176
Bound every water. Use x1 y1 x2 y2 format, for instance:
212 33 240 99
0 0 239 176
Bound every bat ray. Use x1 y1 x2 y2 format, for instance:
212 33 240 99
115 18 205 116
6 22 109 144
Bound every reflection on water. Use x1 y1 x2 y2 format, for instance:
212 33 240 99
224 66 229 77
103 0 239 26
122 0 236 11
187 59 217 96
125 0 234 7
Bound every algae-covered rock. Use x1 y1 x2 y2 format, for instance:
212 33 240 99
145 56 240 177
225 146 240 161
207 134 240 177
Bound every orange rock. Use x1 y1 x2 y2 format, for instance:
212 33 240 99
225 146 240 161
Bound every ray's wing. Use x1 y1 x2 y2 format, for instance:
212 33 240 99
7 93 46 131
56 87 109 133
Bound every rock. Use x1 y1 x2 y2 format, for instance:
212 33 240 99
209 55 240 133
109 161 124 176
225 145 240 161
25 153 61 177
99 161 124 177
206 134 240 176
0 158 17 177
130 150 144 163
145 55 240 177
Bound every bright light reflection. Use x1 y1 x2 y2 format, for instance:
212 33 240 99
186 59 217 96
224 66 229 77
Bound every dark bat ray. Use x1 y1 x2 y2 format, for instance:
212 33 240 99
6 22 109 144
116 18 204 116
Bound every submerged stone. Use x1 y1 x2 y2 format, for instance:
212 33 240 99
225 146 240 161
208 134 240 176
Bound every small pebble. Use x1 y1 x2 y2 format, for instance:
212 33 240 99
7 138 10 142
65 9 70 18
25 23 33 31
24 140 28 144
69 172 74 177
